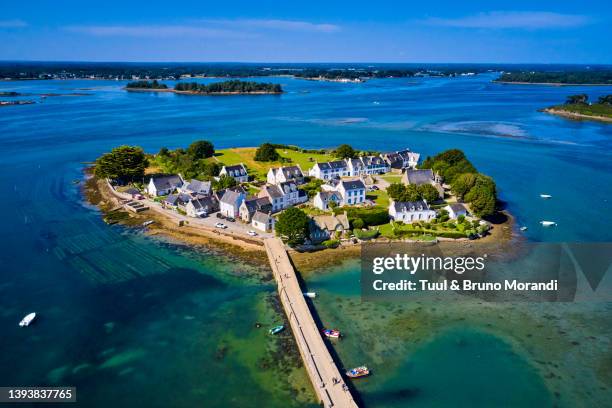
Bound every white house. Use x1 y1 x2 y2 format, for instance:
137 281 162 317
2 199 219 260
251 211 275 233
346 156 390 177
147 174 184 196
219 189 246 218
180 179 211 196
445 203 468 219
239 197 273 223
313 191 343 210
258 182 307 212
308 160 349 180
381 149 420 170
336 179 366 206
267 165 304 185
219 164 249 183
389 200 436 223
185 196 219 218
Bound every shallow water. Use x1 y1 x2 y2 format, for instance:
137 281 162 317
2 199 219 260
1 73 611 406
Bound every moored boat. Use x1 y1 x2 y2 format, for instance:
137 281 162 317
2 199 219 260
303 292 316 298
269 325 284 335
323 329 341 338
520 226 528 231
19 312 36 327
346 366 369 378
142 220 154 227
540 194 552 199
540 221 557 227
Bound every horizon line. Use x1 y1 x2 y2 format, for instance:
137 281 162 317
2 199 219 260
1 59 611 66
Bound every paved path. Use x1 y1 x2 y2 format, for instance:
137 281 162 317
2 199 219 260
264 238 359 408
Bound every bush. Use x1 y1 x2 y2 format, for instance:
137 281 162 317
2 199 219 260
352 218 364 229
436 231 469 239
321 239 340 248
339 207 389 227
354 229 379 240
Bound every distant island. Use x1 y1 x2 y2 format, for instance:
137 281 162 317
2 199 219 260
496 71 612 85
543 94 612 123
126 80 282 95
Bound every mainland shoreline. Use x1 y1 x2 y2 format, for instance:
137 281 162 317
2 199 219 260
542 107 612 123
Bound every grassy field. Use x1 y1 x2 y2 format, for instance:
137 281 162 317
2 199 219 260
212 147 334 181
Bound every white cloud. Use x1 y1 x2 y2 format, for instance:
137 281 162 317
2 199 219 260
210 18 340 33
64 24 252 39
423 11 591 29
0 19 28 28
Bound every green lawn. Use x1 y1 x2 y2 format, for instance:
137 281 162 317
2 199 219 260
380 174 403 184
211 147 334 181
366 190 390 208
378 220 474 239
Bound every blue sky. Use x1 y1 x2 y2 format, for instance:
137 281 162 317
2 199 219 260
1 0 610 63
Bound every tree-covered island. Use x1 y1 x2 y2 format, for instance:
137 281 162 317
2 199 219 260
496 71 612 85
125 79 282 95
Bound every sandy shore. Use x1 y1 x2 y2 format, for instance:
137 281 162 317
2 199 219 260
85 177 269 265
543 108 612 123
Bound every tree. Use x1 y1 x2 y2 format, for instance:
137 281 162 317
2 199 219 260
200 162 221 178
451 173 477 199
158 147 169 157
254 143 280 162
598 95 612 105
334 144 356 159
187 140 215 160
212 174 237 190
397 184 420 202
386 183 406 201
565 94 588 105
464 174 497 217
275 207 310 246
95 145 148 182
418 184 440 202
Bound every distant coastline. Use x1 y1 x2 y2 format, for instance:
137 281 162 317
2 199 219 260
125 87 283 95
496 81 612 87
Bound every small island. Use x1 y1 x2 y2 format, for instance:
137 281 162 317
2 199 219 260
125 79 283 95
496 71 612 86
543 94 612 123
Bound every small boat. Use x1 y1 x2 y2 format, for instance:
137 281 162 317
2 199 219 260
540 221 557 227
520 226 528 231
303 292 316 298
346 366 370 378
269 325 284 335
323 329 341 339
19 312 36 327
540 194 552 199
142 220 154 227
373 101 380 105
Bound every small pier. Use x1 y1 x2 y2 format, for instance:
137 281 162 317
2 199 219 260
264 238 358 408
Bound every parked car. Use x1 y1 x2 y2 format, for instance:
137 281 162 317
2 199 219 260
226 217 236 223
371 185 379 191
216 213 225 219
247 230 258 237
214 222 227 229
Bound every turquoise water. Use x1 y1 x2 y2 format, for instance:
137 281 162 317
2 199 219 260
1 74 611 406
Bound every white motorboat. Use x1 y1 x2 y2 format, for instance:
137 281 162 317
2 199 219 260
303 292 317 298
19 312 36 327
540 221 557 227
540 194 552 199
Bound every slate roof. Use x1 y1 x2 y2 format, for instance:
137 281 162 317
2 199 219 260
189 196 218 211
252 210 273 223
183 179 211 194
151 175 183 190
243 197 272 214
341 179 366 190
317 160 347 171
393 200 430 213
164 193 191 206
447 203 467 213
220 190 244 205
404 169 435 185
279 166 303 179
223 164 248 177
318 191 342 201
